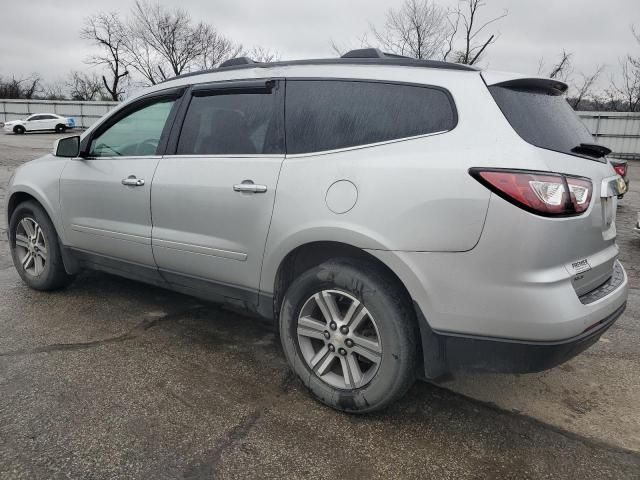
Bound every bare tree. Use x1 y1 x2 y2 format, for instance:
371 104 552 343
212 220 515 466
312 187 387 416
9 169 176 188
569 65 604 110
604 26 640 112
607 55 640 112
197 29 243 70
67 71 106 101
80 12 129 101
0 75 41 99
445 0 508 65
370 0 450 59
248 46 281 63
42 79 68 100
547 50 574 81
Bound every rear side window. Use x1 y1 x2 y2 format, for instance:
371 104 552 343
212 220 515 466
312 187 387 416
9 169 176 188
489 86 594 158
286 80 456 154
177 91 283 155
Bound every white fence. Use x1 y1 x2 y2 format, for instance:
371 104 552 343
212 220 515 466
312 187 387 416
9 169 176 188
577 112 640 160
0 99 119 129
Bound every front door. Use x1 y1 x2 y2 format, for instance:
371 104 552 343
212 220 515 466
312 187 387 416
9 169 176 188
151 80 284 304
60 92 181 269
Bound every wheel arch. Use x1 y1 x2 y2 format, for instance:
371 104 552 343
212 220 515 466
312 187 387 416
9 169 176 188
264 238 448 380
7 188 64 243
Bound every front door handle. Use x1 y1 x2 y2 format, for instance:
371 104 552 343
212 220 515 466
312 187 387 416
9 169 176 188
122 176 145 187
233 181 267 193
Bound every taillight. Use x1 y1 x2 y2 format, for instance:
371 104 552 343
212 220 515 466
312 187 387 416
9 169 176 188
469 168 592 217
613 164 626 177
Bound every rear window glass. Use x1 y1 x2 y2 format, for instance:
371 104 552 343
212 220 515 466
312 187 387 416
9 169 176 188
177 92 283 155
489 86 594 157
286 80 456 154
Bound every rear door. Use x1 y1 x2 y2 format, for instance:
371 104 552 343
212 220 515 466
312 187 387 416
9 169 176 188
151 79 285 304
40 114 58 130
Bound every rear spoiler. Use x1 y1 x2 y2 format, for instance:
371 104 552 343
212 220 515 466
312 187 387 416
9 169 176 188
481 71 568 96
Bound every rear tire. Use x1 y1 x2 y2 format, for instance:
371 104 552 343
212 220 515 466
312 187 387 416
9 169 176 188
55 124 66 133
279 258 417 413
14 125 25 134
9 201 74 291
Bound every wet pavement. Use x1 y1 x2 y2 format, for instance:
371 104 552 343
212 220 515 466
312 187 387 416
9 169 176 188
1 133 639 479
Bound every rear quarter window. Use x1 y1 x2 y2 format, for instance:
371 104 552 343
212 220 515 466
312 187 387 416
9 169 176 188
286 80 457 154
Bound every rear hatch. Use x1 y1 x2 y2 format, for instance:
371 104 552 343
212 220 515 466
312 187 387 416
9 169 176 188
482 71 624 297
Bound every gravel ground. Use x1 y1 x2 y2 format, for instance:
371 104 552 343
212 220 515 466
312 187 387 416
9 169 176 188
0 132 639 479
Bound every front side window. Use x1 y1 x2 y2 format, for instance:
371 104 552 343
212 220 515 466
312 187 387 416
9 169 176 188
90 98 176 157
286 80 457 154
176 89 283 155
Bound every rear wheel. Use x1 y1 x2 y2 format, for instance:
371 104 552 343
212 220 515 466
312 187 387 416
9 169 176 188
9 201 74 290
55 124 66 133
14 125 25 134
279 258 417 413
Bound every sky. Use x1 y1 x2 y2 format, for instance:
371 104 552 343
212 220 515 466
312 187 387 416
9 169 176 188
1 0 638 93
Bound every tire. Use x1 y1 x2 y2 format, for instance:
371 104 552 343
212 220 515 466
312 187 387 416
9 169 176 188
55 124 66 133
14 125 25 134
279 258 418 413
9 200 74 291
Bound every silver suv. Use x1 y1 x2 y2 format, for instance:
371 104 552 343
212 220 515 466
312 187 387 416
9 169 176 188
6 49 629 412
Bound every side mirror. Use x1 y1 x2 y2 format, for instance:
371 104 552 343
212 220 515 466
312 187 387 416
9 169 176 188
53 135 81 158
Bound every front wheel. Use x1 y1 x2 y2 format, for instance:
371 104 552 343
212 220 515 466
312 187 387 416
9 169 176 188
9 201 74 290
55 124 66 133
279 258 417 413
14 125 25 134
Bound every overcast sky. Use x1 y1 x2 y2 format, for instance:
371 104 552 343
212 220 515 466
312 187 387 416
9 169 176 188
1 0 638 92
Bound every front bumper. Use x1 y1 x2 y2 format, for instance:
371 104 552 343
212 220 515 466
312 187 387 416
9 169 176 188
425 302 626 375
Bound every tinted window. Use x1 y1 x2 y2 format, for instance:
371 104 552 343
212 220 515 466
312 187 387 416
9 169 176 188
489 86 594 158
90 98 175 157
28 115 42 121
177 91 283 155
286 80 456 154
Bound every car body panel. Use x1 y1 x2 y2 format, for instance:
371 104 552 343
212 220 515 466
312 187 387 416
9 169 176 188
6 61 629 353
59 156 160 267
151 155 284 297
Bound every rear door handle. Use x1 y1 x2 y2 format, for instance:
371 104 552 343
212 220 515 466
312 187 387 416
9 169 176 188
122 176 145 187
233 182 267 193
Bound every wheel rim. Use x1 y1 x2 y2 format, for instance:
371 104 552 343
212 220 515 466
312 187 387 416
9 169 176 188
296 289 382 390
14 217 47 277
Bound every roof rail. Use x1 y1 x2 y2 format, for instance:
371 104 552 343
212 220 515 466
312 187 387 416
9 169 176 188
162 52 479 83
219 57 256 68
341 48 410 60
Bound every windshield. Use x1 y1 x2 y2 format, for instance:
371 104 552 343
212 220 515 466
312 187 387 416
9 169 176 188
489 86 597 159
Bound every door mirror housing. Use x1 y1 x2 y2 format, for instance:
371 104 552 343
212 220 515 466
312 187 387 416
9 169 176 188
53 135 81 158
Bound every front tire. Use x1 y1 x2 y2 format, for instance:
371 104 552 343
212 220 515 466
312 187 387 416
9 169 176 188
279 258 417 413
9 201 74 290
14 125 25 134
55 124 66 133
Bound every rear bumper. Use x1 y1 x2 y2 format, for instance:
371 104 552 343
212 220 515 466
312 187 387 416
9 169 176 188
427 302 625 375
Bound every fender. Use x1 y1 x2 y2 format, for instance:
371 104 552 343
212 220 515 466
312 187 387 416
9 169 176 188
259 225 392 297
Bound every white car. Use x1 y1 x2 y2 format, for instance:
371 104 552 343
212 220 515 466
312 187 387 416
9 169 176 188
1 113 75 134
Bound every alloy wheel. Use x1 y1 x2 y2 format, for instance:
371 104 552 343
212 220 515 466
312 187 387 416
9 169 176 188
296 289 382 390
14 217 47 276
